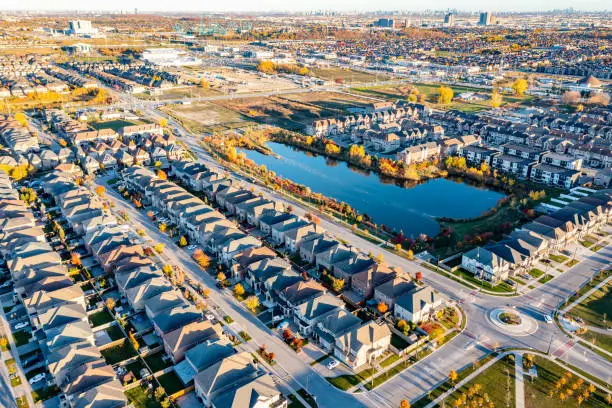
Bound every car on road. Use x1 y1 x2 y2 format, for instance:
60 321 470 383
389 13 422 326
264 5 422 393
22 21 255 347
544 315 553 324
187 245 197 250
29 373 46 384
327 359 338 370
14 322 29 330
205 313 215 321
505 279 517 287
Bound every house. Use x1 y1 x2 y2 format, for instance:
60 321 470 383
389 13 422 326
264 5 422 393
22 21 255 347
246 258 293 294
284 222 319 252
61 360 116 398
350 262 397 301
194 351 281 408
152 304 201 336
394 286 443 323
315 309 361 353
292 293 344 336
229 246 277 280
37 302 87 331
70 379 127 408
163 320 224 363
115 266 162 293
46 320 95 351
373 275 417 311
334 321 391 370
23 285 85 316
145 290 186 320
461 246 512 282
210 373 286 408
298 234 337 265
47 342 102 386
174 338 235 384
125 276 173 311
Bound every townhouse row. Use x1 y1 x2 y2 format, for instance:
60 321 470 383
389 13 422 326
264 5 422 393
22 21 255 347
0 169 127 408
461 189 612 282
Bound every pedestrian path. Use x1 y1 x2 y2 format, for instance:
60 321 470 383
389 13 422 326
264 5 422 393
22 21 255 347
514 353 525 408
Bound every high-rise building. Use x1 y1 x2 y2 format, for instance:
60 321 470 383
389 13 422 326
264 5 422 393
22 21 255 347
374 18 396 28
67 20 98 36
443 13 455 27
479 12 493 26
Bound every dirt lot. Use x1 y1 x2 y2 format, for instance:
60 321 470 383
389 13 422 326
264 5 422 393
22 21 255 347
279 91 380 114
217 94 338 131
160 102 250 134
310 67 393 85
179 66 298 94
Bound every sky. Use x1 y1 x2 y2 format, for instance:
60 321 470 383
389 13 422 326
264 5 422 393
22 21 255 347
3 0 609 12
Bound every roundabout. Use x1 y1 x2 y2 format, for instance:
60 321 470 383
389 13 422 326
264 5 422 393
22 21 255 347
489 308 539 336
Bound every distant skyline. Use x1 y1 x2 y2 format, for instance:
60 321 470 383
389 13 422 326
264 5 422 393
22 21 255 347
2 0 610 13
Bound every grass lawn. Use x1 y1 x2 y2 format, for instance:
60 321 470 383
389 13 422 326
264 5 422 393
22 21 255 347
566 259 579 267
581 240 595 248
577 330 612 354
326 367 377 390
238 331 252 342
100 340 137 365
539 275 554 284
124 384 162 408
524 356 610 408
31 386 60 403
569 282 611 329
591 245 604 252
223 315 234 323
15 395 28 408
157 370 184 395
549 254 569 263
443 355 515 408
88 309 114 327
12 330 32 347
11 376 22 387
105 324 126 341
144 352 172 373
380 354 401 368
89 119 143 131
390 333 410 350
311 67 391 84
454 268 515 293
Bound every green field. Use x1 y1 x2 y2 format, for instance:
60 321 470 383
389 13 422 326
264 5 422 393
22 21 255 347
310 67 392 84
524 356 610 408
569 282 611 329
89 119 145 131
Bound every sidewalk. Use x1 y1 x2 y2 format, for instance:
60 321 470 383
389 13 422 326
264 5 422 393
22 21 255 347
514 353 525 408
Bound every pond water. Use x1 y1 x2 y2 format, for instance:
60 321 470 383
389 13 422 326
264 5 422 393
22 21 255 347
240 142 505 238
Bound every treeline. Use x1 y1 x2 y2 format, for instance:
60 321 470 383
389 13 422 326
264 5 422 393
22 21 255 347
256 60 309 76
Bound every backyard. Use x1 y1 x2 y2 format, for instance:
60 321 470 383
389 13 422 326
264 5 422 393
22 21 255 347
100 340 137 365
124 384 162 408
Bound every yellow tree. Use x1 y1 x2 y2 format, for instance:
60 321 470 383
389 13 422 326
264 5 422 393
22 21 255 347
178 236 188 247
400 400 410 408
437 86 454 104
512 79 528 96
490 91 503 108
154 243 165 254
377 302 388 314
245 295 259 312
158 118 168 127
449 369 458 386
234 283 245 297
156 169 167 180
95 186 106 196
217 272 226 282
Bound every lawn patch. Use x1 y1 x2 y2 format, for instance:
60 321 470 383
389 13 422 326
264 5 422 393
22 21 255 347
31 386 60 403
530 268 544 278
143 352 172 373
12 330 31 347
157 370 184 395
326 367 377 390
569 282 611 330
124 384 162 408
88 309 114 327
100 340 137 365
549 254 569 263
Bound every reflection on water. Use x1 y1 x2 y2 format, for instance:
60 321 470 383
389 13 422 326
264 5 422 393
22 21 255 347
240 142 505 238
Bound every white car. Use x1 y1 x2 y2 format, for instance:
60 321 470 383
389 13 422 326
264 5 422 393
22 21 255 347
29 373 45 384
544 315 553 324
205 313 215 321
14 322 28 330
327 359 339 370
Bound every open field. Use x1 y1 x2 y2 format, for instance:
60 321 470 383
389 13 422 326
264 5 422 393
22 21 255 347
524 356 611 408
310 67 393 84
217 95 337 131
351 82 533 113
279 91 377 114
180 65 299 94
569 282 611 329
89 119 144 131
160 101 250 133
134 86 221 101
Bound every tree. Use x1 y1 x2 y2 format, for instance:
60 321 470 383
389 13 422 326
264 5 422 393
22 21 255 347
395 243 402 251
14 112 27 126
156 169 167 180
95 186 105 196
193 249 211 269
178 236 188 247
154 387 165 401
512 79 528 96
162 264 173 276
245 295 259 312
105 297 116 312
234 283 245 297
70 252 81 266
199 79 210 88
159 223 167 232
332 278 344 292
282 328 293 341
438 86 454 104
0 337 8 350
129 331 140 351
400 400 410 408
407 249 414 260
257 60 277 74
158 118 168 127
160 398 171 408
217 271 227 282
449 369 458 385
490 91 503 108
377 302 388 314
203 288 211 298
153 243 165 254
147 210 154 218
19 187 37 204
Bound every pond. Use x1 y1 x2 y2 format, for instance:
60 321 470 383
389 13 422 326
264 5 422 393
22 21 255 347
240 142 505 238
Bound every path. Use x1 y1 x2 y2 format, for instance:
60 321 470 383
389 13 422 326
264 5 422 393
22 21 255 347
514 353 525 408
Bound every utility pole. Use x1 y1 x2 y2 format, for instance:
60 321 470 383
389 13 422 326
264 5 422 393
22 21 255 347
547 335 554 355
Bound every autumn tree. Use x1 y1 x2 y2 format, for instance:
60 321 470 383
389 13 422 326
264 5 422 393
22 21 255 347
332 277 345 292
162 264 173 276
159 223 167 232
71 252 81 266
154 243 165 254
0 337 8 350
490 90 503 108
129 331 140 351
178 236 188 247
105 297 116 312
400 400 410 408
14 112 27 126
245 295 259 312
193 249 211 269
95 186 106 196
257 60 277 74
147 210 154 218
449 369 458 386
158 118 168 127
512 78 528 96
154 387 165 401
234 283 245 297
156 169 167 180
217 271 227 282
437 86 454 104
377 302 388 314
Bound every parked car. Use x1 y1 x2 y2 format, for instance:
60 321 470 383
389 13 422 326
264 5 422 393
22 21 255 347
544 315 553 324
505 279 517 287
13 322 29 330
29 373 46 384
205 313 215 321
327 359 338 370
